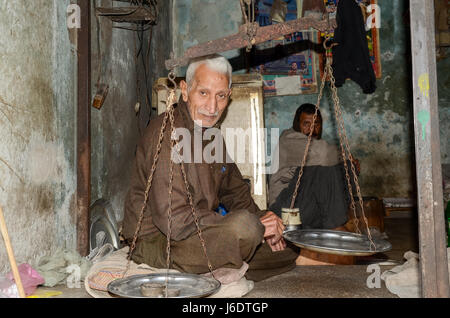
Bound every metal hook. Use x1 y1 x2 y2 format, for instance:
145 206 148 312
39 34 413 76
168 70 177 91
160 69 178 109
323 36 338 51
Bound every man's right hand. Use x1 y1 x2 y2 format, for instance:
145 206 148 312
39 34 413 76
260 211 287 252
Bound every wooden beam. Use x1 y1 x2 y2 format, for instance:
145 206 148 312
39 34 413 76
165 17 336 70
409 0 450 298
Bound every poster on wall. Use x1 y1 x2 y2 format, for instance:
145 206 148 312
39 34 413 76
252 0 321 97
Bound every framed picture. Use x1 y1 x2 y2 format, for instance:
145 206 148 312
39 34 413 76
252 0 321 96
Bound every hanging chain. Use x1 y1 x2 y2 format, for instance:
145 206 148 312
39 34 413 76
321 38 361 234
328 55 360 235
240 0 257 52
164 83 177 297
123 98 171 278
289 37 376 251
179 162 215 274
123 71 216 284
165 72 215 277
289 60 328 210
327 53 376 250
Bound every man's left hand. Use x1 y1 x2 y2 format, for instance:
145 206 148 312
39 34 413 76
260 211 287 252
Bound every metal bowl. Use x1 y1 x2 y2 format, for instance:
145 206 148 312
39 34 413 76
283 229 392 256
107 273 221 298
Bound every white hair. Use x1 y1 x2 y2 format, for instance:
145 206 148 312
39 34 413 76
185 54 233 89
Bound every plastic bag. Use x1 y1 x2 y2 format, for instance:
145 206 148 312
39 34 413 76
0 276 19 298
6 263 45 296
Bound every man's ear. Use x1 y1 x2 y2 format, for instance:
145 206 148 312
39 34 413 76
180 80 188 102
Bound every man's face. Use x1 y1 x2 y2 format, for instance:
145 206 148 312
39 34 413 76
299 112 322 139
180 64 231 128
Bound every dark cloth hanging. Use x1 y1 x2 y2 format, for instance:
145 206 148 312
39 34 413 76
331 0 377 94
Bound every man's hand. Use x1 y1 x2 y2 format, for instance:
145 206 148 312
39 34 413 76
260 211 287 252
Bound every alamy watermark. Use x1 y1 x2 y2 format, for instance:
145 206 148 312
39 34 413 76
65 3 381 31
366 264 381 289
170 127 280 174
66 264 81 289
66 4 81 29
365 4 381 30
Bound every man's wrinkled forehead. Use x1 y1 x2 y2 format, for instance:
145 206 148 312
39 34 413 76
190 65 230 89
194 82 230 94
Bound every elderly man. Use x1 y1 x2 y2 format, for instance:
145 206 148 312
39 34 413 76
122 54 298 282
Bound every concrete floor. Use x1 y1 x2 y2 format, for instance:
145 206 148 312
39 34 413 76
35 213 418 298
244 213 419 298
245 265 397 298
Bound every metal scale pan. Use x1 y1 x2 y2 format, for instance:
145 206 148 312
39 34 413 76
107 273 221 298
283 229 392 256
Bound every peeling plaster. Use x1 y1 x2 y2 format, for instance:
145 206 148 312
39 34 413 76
0 0 77 273
381 50 396 62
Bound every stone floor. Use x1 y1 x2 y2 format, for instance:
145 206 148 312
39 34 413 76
34 212 419 298
244 265 397 298
244 212 419 298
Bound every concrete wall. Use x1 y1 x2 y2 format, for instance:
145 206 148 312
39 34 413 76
89 0 173 225
0 0 148 273
171 0 450 199
149 0 173 113
90 0 140 225
172 0 242 76
0 0 77 273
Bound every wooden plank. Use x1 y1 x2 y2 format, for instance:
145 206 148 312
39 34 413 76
165 17 336 70
409 0 450 298
0 206 26 298
76 0 91 257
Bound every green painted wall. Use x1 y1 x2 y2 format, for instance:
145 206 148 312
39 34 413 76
171 0 449 199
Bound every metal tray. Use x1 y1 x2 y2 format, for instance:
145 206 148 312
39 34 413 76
107 273 221 298
283 229 392 256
